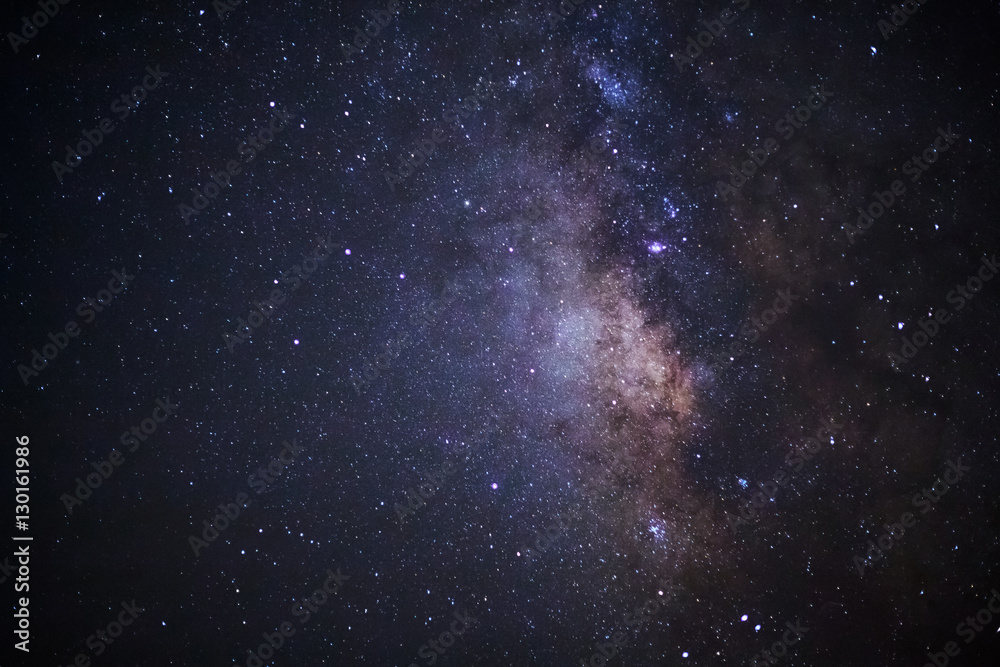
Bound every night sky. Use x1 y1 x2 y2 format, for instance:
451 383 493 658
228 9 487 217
3 0 1000 665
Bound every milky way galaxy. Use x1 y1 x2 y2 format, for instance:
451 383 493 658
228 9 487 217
6 0 1000 665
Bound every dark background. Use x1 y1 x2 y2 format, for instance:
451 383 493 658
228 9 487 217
2 0 999 665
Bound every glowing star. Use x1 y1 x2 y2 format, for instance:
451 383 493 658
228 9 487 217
648 242 665 254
